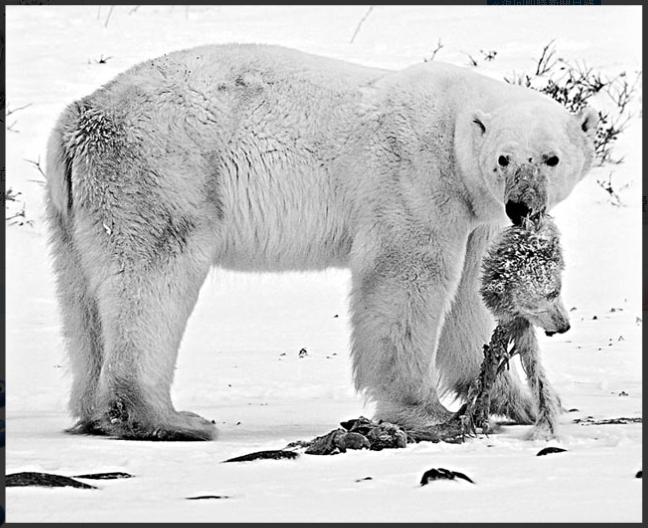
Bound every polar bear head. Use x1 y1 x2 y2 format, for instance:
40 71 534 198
469 101 598 225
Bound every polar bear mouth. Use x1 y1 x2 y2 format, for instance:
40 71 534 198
505 200 531 225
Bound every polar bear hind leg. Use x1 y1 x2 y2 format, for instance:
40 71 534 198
84 228 217 440
46 102 218 440
46 204 105 432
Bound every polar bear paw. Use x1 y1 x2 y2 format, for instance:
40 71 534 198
68 404 217 441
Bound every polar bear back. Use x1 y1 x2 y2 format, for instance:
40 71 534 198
59 44 583 271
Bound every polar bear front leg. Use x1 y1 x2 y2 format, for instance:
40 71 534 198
435 224 539 425
349 235 467 429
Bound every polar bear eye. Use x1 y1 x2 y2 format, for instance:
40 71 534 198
545 155 560 167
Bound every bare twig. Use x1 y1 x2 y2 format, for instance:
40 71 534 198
7 207 33 227
6 103 32 117
5 188 21 202
424 39 444 62
95 54 113 64
24 157 47 181
5 189 33 227
349 6 374 44
596 171 630 206
503 71 532 87
606 70 641 115
104 5 115 28
534 40 557 76
464 53 478 67
5 103 33 133
480 49 497 62
6 209 25 222
6 209 24 221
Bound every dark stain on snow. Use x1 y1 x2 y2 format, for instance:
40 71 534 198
536 447 567 456
6 472 97 489
573 416 641 425
222 450 300 463
187 495 231 500
73 472 133 480
420 468 474 485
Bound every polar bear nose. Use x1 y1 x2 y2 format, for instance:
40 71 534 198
505 200 530 225
497 155 510 167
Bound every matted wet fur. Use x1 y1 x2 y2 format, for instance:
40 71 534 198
472 214 566 439
45 44 597 440
409 214 566 442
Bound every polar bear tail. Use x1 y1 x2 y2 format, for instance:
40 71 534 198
45 102 81 217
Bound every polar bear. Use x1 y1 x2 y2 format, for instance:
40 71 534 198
45 44 598 440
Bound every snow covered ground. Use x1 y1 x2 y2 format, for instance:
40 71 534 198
5 5 642 523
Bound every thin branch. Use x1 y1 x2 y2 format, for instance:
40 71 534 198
5 188 22 202
24 157 47 180
480 49 497 62
349 6 374 44
596 172 624 206
6 209 26 222
5 200 32 226
5 103 32 133
6 103 32 117
606 71 641 115
104 5 115 28
534 40 557 76
424 39 444 62
464 53 478 67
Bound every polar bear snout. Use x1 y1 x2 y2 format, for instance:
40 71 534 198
503 165 549 224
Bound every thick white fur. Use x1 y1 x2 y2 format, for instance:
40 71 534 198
45 44 597 440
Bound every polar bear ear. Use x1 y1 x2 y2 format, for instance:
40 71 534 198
577 106 599 137
472 110 489 136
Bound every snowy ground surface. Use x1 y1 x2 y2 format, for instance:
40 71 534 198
5 5 643 523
